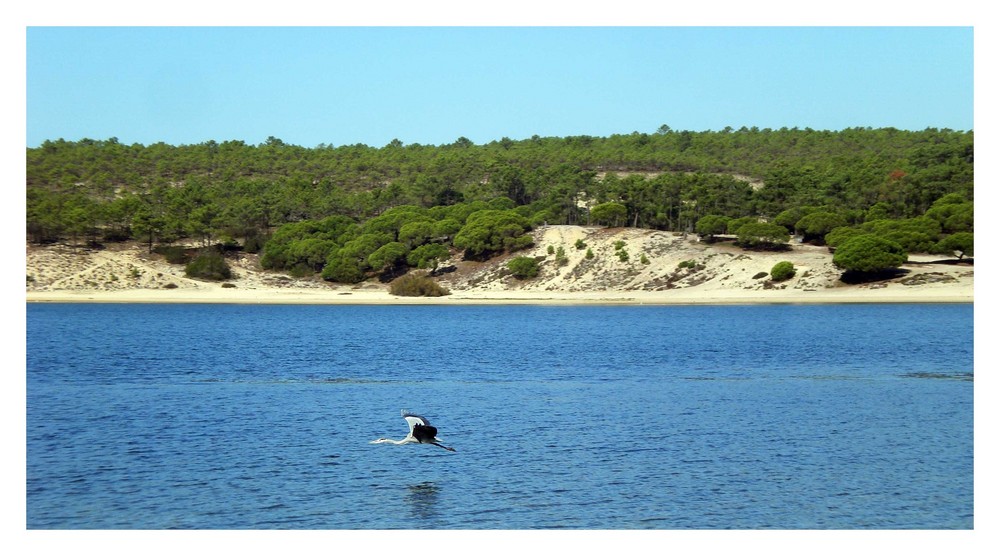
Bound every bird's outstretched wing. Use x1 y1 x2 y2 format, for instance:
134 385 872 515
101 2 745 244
401 410 430 436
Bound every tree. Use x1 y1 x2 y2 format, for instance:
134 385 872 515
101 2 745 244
925 195 973 233
453 210 533 259
824 226 866 248
774 206 819 232
695 214 731 240
367 242 409 275
398 220 435 247
407 243 450 269
590 202 628 227
832 234 907 273
735 222 789 249
795 211 848 244
321 252 366 283
860 217 941 253
935 232 973 260
726 217 757 235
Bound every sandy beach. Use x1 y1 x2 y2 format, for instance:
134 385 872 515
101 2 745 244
25 226 974 306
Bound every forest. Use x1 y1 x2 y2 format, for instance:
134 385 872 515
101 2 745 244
26 126 974 282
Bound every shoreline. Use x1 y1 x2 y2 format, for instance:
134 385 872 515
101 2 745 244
24 286 974 306
25 229 974 308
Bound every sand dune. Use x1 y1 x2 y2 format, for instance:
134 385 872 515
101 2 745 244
25 226 973 305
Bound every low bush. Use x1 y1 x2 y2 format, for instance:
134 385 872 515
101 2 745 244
770 261 796 282
389 274 450 297
155 245 190 264
185 250 232 281
508 256 540 279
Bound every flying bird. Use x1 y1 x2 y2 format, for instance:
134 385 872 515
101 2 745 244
371 410 456 452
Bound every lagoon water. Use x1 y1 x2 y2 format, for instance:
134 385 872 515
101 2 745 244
26 303 973 529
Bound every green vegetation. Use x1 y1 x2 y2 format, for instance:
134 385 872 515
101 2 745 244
735 222 790 249
695 214 731 240
389 274 450 297
507 256 540 279
590 202 628 227
935 231 974 260
794 211 848 245
185 249 232 281
26 127 973 284
770 261 796 282
555 246 569 266
833 235 908 273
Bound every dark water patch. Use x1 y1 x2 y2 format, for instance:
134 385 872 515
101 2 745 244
899 371 973 381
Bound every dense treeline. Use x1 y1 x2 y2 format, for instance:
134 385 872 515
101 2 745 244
26 126 973 281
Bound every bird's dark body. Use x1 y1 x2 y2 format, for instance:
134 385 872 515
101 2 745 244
412 423 438 444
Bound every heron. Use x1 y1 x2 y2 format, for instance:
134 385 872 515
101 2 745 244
370 410 456 452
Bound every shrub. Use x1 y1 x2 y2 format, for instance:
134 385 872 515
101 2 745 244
555 246 569 266
243 234 266 254
770 261 796 282
585 248 594 260
507 256 540 279
185 250 232 281
575 238 587 250
640 254 650 265
389 274 450 297
155 245 190 264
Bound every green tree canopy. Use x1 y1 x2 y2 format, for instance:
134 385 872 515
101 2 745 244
695 214 731 239
453 210 533 259
832 234 908 273
590 202 628 227
824 226 867 248
935 232 974 260
795 211 849 244
735 222 789 249
367 242 409 275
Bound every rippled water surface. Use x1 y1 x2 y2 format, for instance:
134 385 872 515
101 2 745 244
26 303 973 529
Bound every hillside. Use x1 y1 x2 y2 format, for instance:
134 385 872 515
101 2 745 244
25 226 973 305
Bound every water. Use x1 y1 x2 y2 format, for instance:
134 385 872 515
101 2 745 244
26 303 974 529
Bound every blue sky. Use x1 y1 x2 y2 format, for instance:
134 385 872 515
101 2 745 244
26 26 973 148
